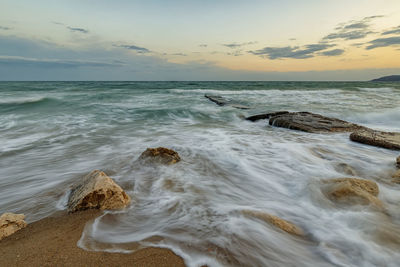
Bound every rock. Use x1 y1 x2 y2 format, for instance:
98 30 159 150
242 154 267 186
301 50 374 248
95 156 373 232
242 210 304 236
350 130 400 150
269 112 365 133
397 156 400 167
67 170 131 213
139 147 181 165
0 213 27 240
334 163 357 176
230 104 250 110
392 170 400 184
322 178 382 207
204 94 250 109
245 111 289 122
205 94 227 106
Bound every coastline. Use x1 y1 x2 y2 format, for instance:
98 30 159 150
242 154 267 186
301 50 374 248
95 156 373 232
0 210 186 267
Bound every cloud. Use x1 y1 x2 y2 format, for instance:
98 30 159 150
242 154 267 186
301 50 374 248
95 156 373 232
222 41 256 49
67 26 89 34
52 21 89 34
0 26 11 30
343 22 368 30
249 43 334 59
321 49 345 56
0 55 124 68
366 36 400 49
324 30 373 40
382 26 400 35
171 53 187 56
323 15 382 41
114 44 150 53
199 44 208 47
226 50 243 56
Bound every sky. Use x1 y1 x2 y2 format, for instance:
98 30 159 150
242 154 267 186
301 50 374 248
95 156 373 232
0 0 400 81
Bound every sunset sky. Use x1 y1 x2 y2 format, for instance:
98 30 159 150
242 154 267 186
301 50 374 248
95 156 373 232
1 0 400 80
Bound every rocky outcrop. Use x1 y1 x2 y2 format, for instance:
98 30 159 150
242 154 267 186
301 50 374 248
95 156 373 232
245 111 289 122
204 94 250 109
139 147 181 165
350 130 400 150
269 112 365 133
242 210 304 236
0 213 27 240
321 178 382 207
67 170 130 213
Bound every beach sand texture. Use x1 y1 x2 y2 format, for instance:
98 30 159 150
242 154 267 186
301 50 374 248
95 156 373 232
0 210 185 267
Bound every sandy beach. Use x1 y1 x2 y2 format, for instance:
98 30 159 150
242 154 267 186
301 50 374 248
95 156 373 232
0 210 186 267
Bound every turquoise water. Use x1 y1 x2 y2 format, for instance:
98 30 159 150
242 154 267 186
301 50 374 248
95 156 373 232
1 81 400 266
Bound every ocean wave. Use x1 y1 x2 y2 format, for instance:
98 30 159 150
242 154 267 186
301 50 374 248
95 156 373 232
169 88 345 95
349 107 400 131
0 97 60 111
357 87 394 93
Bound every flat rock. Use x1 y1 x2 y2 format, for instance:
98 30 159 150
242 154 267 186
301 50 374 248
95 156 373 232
242 210 304 236
350 130 400 150
269 112 365 133
139 147 181 165
322 178 382 207
245 111 289 122
204 94 250 109
0 213 27 240
67 170 131 213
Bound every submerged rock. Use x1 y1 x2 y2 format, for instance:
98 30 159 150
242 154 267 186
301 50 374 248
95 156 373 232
322 178 382 207
242 210 304 236
334 163 357 176
397 156 400 167
205 94 227 106
0 213 27 240
350 130 400 150
139 147 181 165
245 111 289 122
204 94 250 109
392 170 400 184
67 170 130 213
269 112 365 133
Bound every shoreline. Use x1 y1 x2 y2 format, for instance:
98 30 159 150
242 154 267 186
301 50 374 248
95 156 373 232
0 210 186 267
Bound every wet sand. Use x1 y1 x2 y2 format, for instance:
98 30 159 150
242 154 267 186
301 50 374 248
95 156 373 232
0 210 186 267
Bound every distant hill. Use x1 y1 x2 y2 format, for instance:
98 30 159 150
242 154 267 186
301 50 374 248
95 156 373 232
371 75 400 82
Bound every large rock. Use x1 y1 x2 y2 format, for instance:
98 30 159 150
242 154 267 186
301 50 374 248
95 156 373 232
245 111 289 122
67 170 130 213
350 130 400 150
269 112 365 133
139 147 181 165
242 210 304 236
322 178 382 207
0 213 27 240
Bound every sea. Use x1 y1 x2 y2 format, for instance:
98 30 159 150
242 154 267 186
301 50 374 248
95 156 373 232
1 81 400 266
